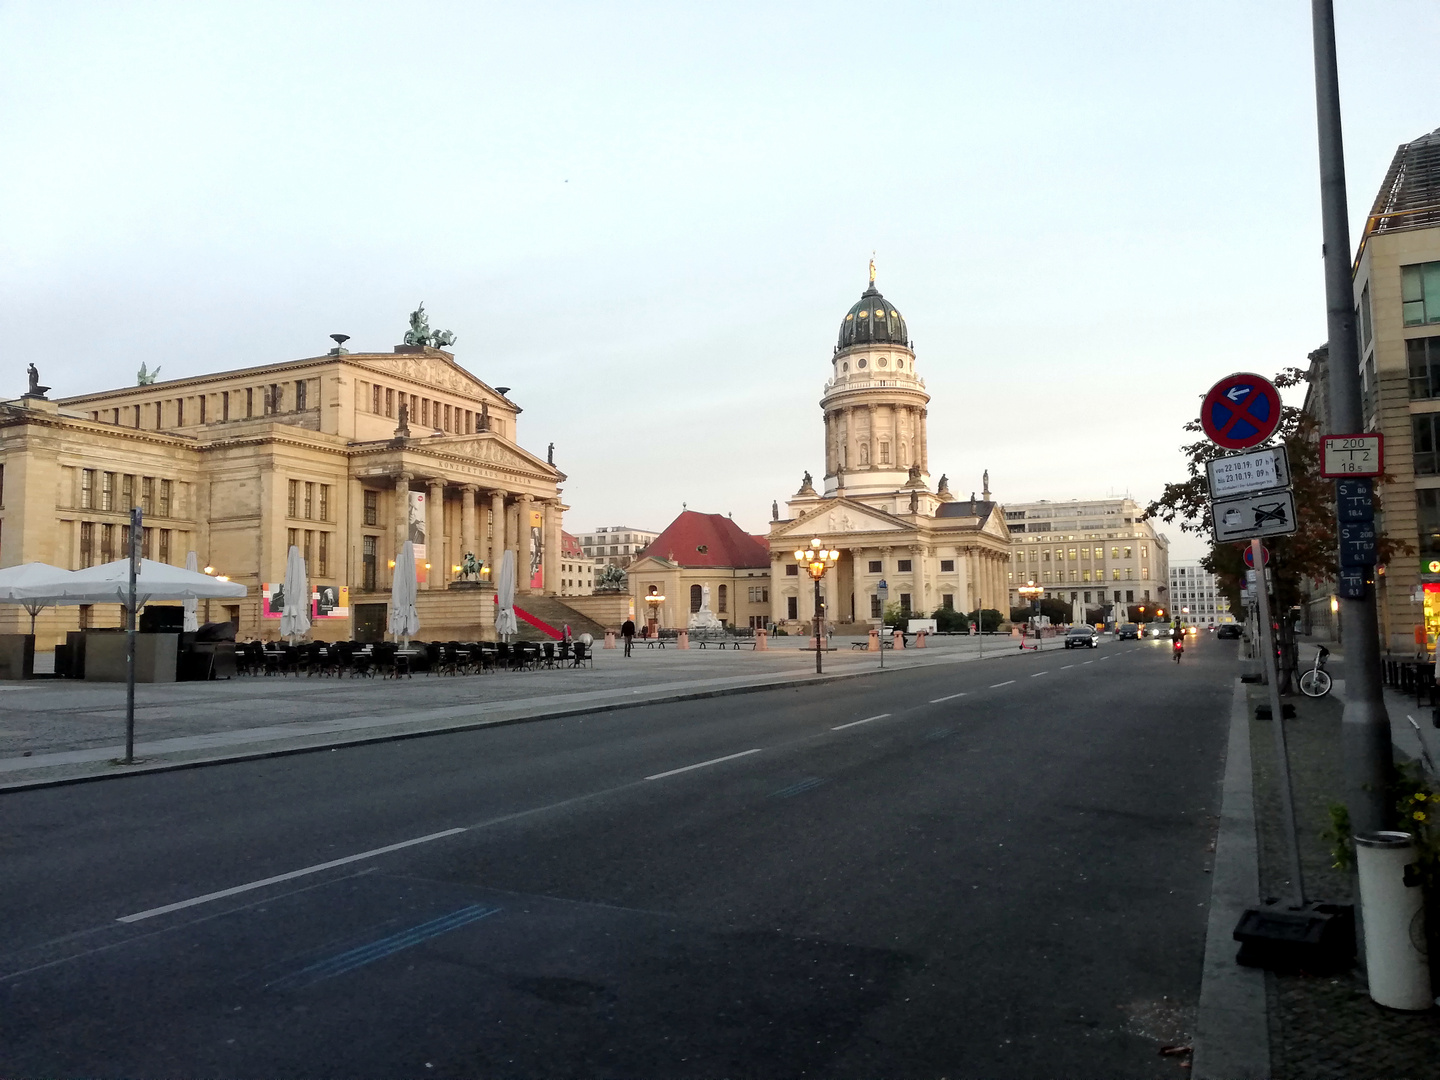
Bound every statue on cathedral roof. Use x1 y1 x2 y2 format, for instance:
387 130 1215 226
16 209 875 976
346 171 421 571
136 363 160 386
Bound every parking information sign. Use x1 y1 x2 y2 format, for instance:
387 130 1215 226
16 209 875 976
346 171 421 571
1212 489 1299 543
1207 445 1291 500
1320 433 1383 477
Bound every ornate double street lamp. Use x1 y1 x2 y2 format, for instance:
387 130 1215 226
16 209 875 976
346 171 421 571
794 538 839 673
1018 580 1043 650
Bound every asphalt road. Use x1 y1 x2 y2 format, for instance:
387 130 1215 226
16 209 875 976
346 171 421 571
1 633 1235 1078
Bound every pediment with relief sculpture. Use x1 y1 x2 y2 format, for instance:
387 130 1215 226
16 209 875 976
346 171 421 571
771 498 910 539
349 353 500 402
421 433 556 475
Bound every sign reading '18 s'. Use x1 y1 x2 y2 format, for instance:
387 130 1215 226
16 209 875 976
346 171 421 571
1321 433 1383 477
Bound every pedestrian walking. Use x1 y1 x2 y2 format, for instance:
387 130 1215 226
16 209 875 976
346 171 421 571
621 618 635 657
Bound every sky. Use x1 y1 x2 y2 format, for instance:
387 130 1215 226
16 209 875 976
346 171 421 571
3 1 1438 562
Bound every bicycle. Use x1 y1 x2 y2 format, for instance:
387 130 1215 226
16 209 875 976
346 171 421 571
1298 644 1332 698
1172 639 1183 664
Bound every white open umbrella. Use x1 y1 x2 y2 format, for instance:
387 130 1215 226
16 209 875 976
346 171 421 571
183 551 200 632
388 541 420 646
495 549 518 641
280 544 311 644
0 562 84 634
64 558 246 606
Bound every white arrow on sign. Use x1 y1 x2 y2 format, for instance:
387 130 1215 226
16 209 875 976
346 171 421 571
1226 386 1251 403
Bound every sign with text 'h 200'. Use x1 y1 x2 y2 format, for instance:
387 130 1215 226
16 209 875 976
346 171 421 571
1212 489 1298 543
1206 445 1291 499
1320 433 1383 477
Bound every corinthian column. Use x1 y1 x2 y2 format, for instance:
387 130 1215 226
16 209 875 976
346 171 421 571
519 493 535 595
490 489 506 572
393 473 411 571
460 485 477 571
426 479 445 589
543 501 561 595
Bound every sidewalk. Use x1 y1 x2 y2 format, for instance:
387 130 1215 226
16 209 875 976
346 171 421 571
0 632 1033 791
1196 647 1440 1078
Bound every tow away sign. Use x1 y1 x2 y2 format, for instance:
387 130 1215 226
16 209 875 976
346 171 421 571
1212 489 1299 543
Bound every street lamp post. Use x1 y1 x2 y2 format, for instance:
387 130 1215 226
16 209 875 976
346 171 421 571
1018 581 1043 651
794 538 839 674
645 589 665 637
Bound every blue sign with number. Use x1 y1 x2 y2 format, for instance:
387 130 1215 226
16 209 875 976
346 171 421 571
1339 522 1378 566
1336 477 1374 523
1337 567 1368 599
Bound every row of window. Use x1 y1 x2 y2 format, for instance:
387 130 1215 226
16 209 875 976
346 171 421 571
287 528 331 579
287 480 333 522
1012 568 1138 583
1016 545 1148 563
93 381 312 430
78 521 174 567
80 470 175 517
368 384 495 436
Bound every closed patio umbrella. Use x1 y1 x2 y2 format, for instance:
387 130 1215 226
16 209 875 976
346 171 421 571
183 551 200 632
495 549 518 641
280 544 310 644
388 541 420 646
0 562 83 634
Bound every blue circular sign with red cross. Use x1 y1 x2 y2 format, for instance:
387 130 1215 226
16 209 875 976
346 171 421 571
1201 372 1282 450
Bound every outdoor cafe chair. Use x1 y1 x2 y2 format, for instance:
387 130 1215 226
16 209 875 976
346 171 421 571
542 641 556 668
570 641 592 668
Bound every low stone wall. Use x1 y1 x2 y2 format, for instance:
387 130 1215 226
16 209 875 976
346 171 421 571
557 593 632 631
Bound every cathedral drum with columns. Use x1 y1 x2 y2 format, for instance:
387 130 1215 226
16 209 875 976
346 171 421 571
768 269 1012 631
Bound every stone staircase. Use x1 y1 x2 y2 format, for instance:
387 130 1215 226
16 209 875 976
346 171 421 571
512 596 609 642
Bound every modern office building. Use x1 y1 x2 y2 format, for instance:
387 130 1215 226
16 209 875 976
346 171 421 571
1004 497 1170 615
1169 562 1234 626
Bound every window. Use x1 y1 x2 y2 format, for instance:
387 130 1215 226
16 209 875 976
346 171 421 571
942 594 954 610
358 489 375 526
100 523 115 562
363 535 377 591
1126 590 1134 603
1408 337 1440 399
288 480 299 517
690 584 703 613
1123 546 1132 559
80 522 94 567
940 559 957 573
318 532 329 577
871 595 882 618
78 604 93 629
899 593 912 614
1141 544 1148 559
158 529 171 564
879 441 890 465
1403 261 1440 326
288 528 298 552
444 405 452 431
222 391 230 421
1359 281 1373 350
786 564 798 576
304 530 314 570
897 559 913 572
304 482 314 520
385 388 394 418
421 399 430 427
246 387 254 418
133 404 141 427
81 469 95 509
1068 548 1077 560
199 395 207 423
718 585 727 613
1082 569 1091 581
122 474 134 509
1111 546 1119 558
787 596 798 619
1112 568 1121 580
1418 414 1440 475
868 560 882 573
100 472 114 511
295 380 308 412
268 383 283 414
176 398 184 426
319 484 330 522
140 526 152 558
372 385 382 413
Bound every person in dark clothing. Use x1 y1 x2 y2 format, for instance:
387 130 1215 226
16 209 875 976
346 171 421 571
621 618 636 657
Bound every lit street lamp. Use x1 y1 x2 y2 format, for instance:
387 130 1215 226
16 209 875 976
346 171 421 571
1017 580 1043 650
645 588 665 636
794 538 839 673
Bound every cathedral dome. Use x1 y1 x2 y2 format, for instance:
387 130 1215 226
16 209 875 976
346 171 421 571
838 283 909 350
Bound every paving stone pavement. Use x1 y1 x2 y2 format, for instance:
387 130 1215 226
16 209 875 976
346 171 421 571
1246 680 1440 1078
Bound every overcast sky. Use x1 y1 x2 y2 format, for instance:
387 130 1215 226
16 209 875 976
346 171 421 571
4 2 1437 561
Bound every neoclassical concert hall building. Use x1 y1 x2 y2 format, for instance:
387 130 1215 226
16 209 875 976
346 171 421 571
768 270 1012 628
0 331 565 644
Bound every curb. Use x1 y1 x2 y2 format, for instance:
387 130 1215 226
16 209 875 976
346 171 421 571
1192 678 1269 1079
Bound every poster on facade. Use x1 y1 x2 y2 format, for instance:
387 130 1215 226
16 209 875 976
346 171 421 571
409 490 428 585
530 507 544 590
262 582 284 618
315 585 349 619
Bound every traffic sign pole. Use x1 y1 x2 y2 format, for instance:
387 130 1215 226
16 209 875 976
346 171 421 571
1313 0 1393 835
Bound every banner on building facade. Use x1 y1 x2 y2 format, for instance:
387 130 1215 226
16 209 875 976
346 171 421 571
530 508 544 589
409 491 428 585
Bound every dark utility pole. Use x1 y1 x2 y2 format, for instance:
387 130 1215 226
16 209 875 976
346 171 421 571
1311 0 1392 833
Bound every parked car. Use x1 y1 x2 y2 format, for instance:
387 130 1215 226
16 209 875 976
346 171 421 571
1117 622 1139 640
1216 624 1242 639
1065 625 1099 649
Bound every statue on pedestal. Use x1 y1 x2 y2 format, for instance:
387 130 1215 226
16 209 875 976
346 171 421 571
688 584 724 632
25 363 50 398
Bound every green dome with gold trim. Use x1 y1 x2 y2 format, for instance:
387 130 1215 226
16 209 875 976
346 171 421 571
838 283 909 350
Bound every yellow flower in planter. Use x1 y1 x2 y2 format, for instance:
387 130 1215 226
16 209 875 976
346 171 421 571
1415 792 1428 802
1413 810 1428 821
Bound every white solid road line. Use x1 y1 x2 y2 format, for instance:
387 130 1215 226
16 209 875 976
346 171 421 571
930 693 968 703
645 748 764 780
117 827 469 923
832 713 892 731
989 680 1015 688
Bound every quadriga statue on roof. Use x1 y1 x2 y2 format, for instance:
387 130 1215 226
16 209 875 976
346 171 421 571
403 303 457 348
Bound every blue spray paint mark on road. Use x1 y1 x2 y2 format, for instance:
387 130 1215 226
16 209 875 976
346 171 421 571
769 777 829 799
270 904 500 989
